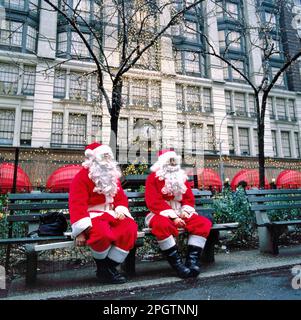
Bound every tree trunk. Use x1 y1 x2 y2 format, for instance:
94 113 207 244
257 96 266 189
109 80 123 157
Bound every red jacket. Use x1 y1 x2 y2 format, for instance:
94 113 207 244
145 172 196 219
69 168 129 237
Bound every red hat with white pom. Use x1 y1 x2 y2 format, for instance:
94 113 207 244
84 142 114 160
150 148 181 172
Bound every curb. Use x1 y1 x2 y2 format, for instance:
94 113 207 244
2 260 299 300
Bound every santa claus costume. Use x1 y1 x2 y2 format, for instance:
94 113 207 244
145 149 212 278
69 142 138 284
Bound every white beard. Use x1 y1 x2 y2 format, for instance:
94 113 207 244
82 157 121 203
156 164 187 200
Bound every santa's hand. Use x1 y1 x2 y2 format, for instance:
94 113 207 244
179 211 190 219
75 232 87 247
115 211 125 220
173 217 186 227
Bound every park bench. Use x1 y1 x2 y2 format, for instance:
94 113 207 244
1 189 238 285
246 189 301 255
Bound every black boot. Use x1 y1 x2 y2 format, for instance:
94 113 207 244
94 258 126 284
185 245 202 277
162 246 192 279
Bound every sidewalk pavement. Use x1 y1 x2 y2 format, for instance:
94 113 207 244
2 245 301 300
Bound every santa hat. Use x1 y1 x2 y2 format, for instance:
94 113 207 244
150 149 181 172
84 142 114 160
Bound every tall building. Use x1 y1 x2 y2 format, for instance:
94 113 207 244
0 0 300 186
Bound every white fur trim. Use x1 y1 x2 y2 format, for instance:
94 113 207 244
107 245 129 263
151 152 181 172
93 145 114 158
115 205 133 219
182 205 196 218
188 235 207 248
71 217 92 238
145 212 155 227
90 246 111 260
158 235 176 251
160 209 178 219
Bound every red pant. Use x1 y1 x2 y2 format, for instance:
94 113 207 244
86 213 138 253
149 213 212 241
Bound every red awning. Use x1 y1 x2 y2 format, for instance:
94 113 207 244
46 165 82 192
276 170 301 189
188 168 222 191
0 163 32 194
230 169 269 190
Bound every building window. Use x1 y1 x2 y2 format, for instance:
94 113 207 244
68 113 87 146
177 122 185 154
70 32 90 57
151 81 161 108
57 32 68 55
184 21 198 42
54 69 66 98
191 123 202 153
203 88 212 112
175 50 206 77
0 21 23 48
219 30 242 50
20 110 33 146
248 94 257 116
253 129 258 156
207 125 216 151
234 92 247 116
91 115 102 142
271 130 277 157
281 131 291 157
22 65 36 95
69 72 88 100
186 86 201 113
227 126 235 155
295 132 300 158
223 59 246 81
0 63 19 95
239 128 250 155
0 109 15 145
117 118 128 151
51 112 63 145
0 63 36 95
122 78 161 109
271 67 285 87
288 100 297 121
225 90 232 114
276 98 286 120
26 25 37 52
176 84 184 111
264 11 277 28
132 79 148 106
268 97 275 119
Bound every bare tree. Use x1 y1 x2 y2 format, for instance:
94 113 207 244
181 0 301 188
40 0 204 152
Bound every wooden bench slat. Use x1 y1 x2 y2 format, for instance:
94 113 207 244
8 193 69 200
7 213 70 222
248 195 301 203
246 189 301 195
0 236 69 245
8 202 69 211
251 203 301 211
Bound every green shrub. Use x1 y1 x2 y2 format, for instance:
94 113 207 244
213 187 256 244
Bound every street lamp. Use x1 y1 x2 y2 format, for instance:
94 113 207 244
218 111 235 184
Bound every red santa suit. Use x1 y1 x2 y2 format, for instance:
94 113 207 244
145 150 212 251
69 143 137 264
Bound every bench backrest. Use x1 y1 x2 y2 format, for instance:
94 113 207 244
246 189 301 225
7 189 213 223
